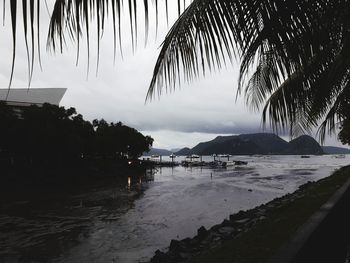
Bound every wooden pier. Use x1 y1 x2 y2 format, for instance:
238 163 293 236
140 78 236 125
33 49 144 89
142 155 247 168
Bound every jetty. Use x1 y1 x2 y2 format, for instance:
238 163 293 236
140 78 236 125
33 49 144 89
142 154 247 168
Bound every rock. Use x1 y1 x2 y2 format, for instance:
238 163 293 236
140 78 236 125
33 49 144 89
256 208 267 216
182 237 191 245
221 219 232 226
230 210 247 221
213 236 222 242
199 239 210 246
209 232 221 239
197 226 207 239
179 252 191 260
150 250 167 263
298 181 314 190
210 239 222 249
169 239 182 252
189 238 199 246
217 226 235 239
259 216 267 221
218 226 235 235
235 218 250 224
266 203 276 209
210 224 221 231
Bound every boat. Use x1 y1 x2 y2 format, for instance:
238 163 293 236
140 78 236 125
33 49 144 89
301 155 310 158
334 154 346 158
184 154 200 160
181 155 202 166
181 160 204 167
169 153 176 158
222 161 235 167
234 160 248 165
209 160 225 167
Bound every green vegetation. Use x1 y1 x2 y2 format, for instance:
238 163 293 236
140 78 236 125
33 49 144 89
188 166 350 263
0 102 153 175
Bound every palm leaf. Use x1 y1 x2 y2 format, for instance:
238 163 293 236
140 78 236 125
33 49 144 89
2 0 181 91
145 0 350 137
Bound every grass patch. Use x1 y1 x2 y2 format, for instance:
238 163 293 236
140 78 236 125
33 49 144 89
188 166 350 263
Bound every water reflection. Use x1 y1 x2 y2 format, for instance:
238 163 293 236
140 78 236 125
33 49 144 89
127 176 131 190
1 155 348 263
0 169 154 263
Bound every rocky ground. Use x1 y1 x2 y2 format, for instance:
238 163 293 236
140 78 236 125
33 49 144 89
149 182 314 263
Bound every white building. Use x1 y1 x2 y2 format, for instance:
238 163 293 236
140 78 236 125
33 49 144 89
0 88 67 107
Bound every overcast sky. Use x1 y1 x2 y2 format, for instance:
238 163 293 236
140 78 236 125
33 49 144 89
0 1 346 149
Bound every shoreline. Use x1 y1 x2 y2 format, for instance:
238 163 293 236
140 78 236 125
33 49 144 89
149 166 350 263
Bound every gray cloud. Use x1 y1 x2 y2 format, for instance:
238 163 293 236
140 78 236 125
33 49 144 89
0 2 347 149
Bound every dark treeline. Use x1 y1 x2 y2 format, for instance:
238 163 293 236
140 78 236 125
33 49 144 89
0 102 153 175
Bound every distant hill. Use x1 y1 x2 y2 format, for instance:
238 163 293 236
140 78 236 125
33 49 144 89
238 133 290 154
287 135 324 155
322 146 350 154
175 133 324 155
170 148 182 153
175 147 192 156
190 135 264 155
143 148 172 156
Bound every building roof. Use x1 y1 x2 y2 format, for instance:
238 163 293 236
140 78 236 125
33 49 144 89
0 88 67 106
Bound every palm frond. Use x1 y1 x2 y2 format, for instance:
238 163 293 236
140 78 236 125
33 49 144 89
47 0 185 69
2 0 184 91
2 0 44 93
147 0 243 99
145 0 350 137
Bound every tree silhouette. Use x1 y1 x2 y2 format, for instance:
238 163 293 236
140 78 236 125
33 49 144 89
0 103 153 174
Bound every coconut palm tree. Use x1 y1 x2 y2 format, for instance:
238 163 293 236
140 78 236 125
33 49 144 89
3 0 350 140
143 0 350 141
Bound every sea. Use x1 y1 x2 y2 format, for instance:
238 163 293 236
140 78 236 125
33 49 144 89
0 155 349 263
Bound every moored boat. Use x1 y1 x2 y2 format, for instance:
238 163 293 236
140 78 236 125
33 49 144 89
333 154 346 158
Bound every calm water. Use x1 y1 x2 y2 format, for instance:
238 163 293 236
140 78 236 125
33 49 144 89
1 155 349 263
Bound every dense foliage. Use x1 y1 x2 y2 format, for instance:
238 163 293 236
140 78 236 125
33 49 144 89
0 102 153 167
339 119 350 146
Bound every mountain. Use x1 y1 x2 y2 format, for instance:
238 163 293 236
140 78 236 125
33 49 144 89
176 133 324 155
238 133 290 154
287 135 324 155
175 147 192 156
322 146 350 154
170 148 181 153
190 135 265 155
143 148 172 156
